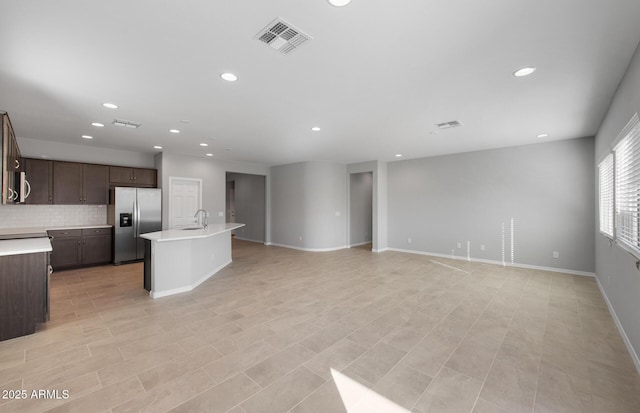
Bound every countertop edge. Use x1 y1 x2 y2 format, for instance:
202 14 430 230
141 223 245 242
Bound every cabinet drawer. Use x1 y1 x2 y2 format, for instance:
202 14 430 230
48 229 82 239
81 228 111 237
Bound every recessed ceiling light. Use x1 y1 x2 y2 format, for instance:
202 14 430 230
311 127 321 132
537 133 549 138
513 66 536 77
206 153 214 157
81 135 93 139
102 103 118 109
200 143 208 147
220 73 238 82
395 154 403 157
328 0 352 6
154 146 163 149
91 122 104 127
169 129 180 134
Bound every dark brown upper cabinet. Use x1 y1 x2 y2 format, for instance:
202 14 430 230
53 162 108 205
109 166 157 188
25 158 53 204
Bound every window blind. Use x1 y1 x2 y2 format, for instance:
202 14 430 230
614 114 640 255
599 154 614 237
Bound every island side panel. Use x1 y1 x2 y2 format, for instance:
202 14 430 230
150 239 193 298
190 230 232 288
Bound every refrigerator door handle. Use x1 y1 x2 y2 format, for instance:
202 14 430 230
133 201 138 238
136 199 141 237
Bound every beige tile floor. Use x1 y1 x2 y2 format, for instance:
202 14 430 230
1 239 639 412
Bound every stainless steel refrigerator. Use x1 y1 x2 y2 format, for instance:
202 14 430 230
108 187 162 264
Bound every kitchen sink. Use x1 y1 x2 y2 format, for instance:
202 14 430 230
181 227 203 231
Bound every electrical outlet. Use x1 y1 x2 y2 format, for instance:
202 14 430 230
299 236 303 241
335 211 341 217
408 238 412 243
552 251 559 259
457 242 462 249
480 244 485 251
218 211 223 217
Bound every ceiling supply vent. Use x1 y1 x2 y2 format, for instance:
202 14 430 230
255 17 312 55
112 119 142 128
436 120 463 130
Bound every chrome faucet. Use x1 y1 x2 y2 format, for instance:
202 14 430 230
194 209 209 229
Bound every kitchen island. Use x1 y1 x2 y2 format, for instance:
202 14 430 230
0 235 52 342
141 223 244 298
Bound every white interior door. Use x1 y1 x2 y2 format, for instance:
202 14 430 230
169 177 202 229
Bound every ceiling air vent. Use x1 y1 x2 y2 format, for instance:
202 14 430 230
255 18 312 55
436 120 463 130
112 119 142 128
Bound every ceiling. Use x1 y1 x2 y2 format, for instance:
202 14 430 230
1 0 640 166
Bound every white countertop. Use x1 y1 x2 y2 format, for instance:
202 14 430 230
0 237 52 257
0 225 112 237
141 223 245 242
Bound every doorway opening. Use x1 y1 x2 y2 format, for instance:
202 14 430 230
349 172 373 251
225 172 267 243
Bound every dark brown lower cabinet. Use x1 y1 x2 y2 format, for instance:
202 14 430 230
0 252 49 342
48 229 82 269
48 227 112 270
81 228 112 266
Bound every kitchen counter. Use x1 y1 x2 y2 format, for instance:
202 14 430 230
0 225 111 239
141 223 245 298
141 223 244 242
0 225 111 258
0 237 52 256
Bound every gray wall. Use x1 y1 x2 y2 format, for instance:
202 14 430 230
594 42 640 367
388 137 595 273
349 172 373 246
271 161 347 250
226 172 266 243
155 152 271 242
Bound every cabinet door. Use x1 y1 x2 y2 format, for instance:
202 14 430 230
133 168 157 187
109 166 133 186
53 162 83 204
82 234 112 265
0 252 47 341
25 158 53 204
83 164 109 204
50 237 82 269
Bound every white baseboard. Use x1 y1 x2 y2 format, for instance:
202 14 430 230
386 247 596 277
269 243 348 252
234 236 266 244
372 248 389 253
594 276 640 375
349 241 373 248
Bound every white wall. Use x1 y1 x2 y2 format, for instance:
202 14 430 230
155 152 271 241
17 137 155 167
271 161 347 251
594 41 640 370
387 137 595 274
0 204 106 229
349 172 372 246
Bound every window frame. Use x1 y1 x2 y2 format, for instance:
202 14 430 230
598 153 614 239
612 113 640 259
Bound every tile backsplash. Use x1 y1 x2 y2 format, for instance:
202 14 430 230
0 205 107 229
